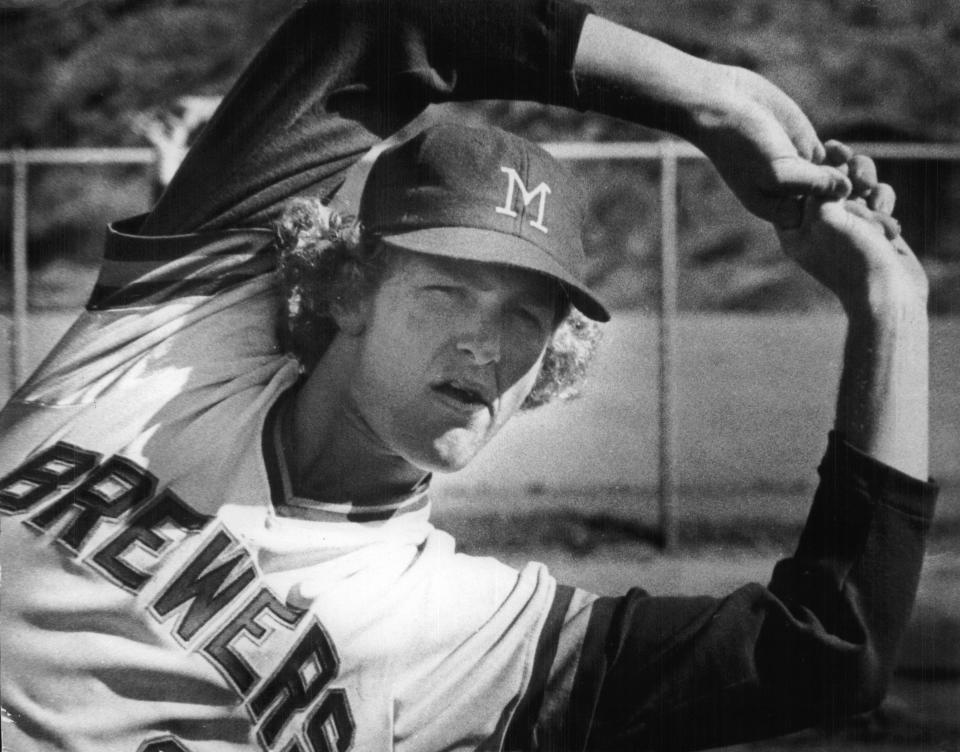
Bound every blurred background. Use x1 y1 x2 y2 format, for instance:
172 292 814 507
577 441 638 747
2 1 959 749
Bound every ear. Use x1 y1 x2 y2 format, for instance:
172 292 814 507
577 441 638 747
330 297 371 337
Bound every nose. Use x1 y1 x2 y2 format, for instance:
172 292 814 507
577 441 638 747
456 313 502 365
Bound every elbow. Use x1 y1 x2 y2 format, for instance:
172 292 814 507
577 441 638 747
813 648 892 725
763 643 894 726
845 651 891 715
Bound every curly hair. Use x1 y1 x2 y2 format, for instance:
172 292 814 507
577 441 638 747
275 197 602 409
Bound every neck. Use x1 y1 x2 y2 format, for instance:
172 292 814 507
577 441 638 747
286 336 427 505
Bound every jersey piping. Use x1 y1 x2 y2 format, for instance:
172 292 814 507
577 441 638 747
88 215 276 311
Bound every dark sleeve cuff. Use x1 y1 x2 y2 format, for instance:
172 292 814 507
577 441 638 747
552 0 595 105
817 430 937 520
789 430 937 585
548 0 595 96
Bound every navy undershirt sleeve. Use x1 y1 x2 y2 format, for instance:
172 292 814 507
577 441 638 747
141 0 592 236
509 432 937 751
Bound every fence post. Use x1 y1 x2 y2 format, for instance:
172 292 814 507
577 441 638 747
658 141 679 551
10 149 29 394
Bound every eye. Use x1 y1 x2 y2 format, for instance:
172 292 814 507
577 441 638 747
419 284 462 301
510 305 550 334
416 284 468 313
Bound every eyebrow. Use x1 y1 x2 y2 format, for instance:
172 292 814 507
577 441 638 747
410 257 560 309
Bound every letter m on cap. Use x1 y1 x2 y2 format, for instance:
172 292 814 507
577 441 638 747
495 167 551 234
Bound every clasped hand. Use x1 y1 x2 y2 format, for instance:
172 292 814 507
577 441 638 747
691 66 853 228
775 143 928 318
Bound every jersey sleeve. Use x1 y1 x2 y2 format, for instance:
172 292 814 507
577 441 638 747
89 0 591 313
139 0 594 237
505 432 938 751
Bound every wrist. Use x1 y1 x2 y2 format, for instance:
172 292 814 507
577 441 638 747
843 272 929 327
846 296 928 345
684 65 744 137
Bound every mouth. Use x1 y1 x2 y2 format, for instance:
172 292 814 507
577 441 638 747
431 379 493 413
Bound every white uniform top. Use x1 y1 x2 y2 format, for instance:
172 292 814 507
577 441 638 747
0 222 595 752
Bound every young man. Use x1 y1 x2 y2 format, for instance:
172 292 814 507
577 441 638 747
0 1 936 750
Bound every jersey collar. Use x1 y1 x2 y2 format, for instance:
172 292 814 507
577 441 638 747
262 389 432 524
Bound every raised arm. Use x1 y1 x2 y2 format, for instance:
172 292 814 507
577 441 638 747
503 162 935 749
505 427 936 750
777 172 929 477
142 0 853 237
572 15 852 227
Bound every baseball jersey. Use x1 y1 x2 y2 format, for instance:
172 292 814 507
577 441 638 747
0 215 591 751
0 0 939 750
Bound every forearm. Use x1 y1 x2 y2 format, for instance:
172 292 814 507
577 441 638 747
574 15 853 225
836 300 930 479
572 15 728 139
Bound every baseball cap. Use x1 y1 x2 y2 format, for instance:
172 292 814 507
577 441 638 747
358 123 610 322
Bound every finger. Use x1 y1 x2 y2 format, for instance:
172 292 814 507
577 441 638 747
844 199 901 240
774 195 821 245
880 215 902 240
754 77 825 163
770 162 853 229
858 205 900 240
774 159 852 200
810 140 827 165
848 154 879 197
868 183 897 215
824 140 854 166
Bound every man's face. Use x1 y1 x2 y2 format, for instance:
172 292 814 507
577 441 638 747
348 250 559 472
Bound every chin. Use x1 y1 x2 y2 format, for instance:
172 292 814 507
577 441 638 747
416 448 479 474
408 431 489 474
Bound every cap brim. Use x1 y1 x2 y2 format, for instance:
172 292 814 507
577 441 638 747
378 227 610 322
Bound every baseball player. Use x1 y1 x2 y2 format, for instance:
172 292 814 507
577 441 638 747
0 1 936 750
